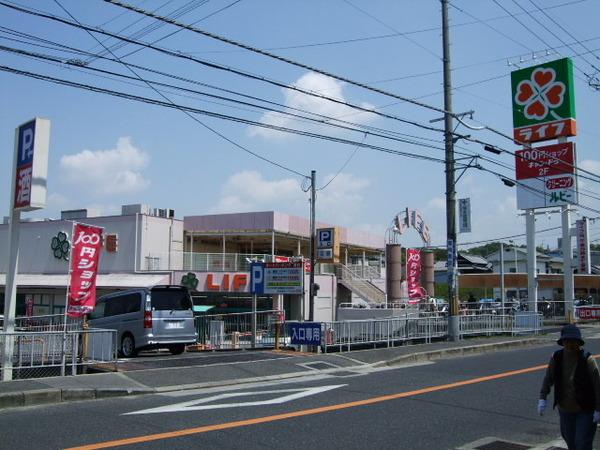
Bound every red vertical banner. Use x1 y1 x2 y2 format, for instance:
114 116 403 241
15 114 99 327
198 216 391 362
67 223 104 317
407 248 425 303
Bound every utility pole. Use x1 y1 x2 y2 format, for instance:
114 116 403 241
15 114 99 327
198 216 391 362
442 0 459 340
309 170 316 321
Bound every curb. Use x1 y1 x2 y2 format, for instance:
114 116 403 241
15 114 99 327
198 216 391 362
0 387 153 410
373 338 550 368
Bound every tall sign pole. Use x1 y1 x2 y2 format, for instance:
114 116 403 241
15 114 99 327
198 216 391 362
510 57 577 323
2 118 50 381
441 0 459 341
309 170 316 322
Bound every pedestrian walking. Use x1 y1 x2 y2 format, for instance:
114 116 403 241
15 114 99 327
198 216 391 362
538 324 600 450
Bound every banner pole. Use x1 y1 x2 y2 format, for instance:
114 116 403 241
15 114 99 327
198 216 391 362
61 221 75 376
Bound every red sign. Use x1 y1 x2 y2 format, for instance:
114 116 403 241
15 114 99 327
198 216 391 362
513 118 576 144
515 142 575 180
205 273 248 291
545 176 574 190
576 306 600 321
67 223 104 317
407 249 425 303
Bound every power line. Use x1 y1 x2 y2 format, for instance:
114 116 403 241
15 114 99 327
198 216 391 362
52 0 308 179
0 64 458 167
103 0 456 117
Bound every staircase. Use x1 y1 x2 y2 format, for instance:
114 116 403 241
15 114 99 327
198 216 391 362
336 264 386 304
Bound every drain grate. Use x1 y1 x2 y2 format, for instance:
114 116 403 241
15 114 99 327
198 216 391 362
475 441 531 450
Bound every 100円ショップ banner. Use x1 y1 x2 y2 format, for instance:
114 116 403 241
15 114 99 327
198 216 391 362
67 223 104 317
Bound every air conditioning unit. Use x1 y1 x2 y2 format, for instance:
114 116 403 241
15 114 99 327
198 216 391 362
157 209 167 218
168 209 175 218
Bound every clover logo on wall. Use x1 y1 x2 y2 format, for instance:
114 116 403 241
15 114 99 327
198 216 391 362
515 67 566 121
181 272 199 291
51 231 70 261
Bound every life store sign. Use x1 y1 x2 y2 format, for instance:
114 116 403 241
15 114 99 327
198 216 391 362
515 142 578 209
511 58 576 143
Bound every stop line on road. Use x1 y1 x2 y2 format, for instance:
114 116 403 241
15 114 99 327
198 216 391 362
124 384 347 415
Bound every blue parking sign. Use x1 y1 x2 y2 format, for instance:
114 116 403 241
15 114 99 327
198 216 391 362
250 262 265 294
290 322 322 346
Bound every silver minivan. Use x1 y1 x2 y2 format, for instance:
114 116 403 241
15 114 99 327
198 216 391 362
88 285 197 357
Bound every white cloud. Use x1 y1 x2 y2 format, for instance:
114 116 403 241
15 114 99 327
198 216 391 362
210 171 304 213
210 171 371 226
427 196 446 211
250 72 376 139
580 159 600 174
60 137 150 196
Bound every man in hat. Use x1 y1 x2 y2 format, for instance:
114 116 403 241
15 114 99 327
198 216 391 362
539 324 600 450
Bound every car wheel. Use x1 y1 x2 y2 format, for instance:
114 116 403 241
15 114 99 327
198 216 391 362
120 334 137 358
169 344 185 355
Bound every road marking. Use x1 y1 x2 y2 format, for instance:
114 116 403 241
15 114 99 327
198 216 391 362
125 384 346 415
65 362 551 450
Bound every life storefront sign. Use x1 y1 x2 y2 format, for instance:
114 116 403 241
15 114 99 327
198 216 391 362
511 58 576 143
251 262 304 295
67 223 104 317
12 118 50 211
515 142 578 210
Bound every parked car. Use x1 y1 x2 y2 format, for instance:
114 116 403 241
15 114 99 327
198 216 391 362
88 285 197 357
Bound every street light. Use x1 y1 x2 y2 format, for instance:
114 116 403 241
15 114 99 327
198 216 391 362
501 178 516 187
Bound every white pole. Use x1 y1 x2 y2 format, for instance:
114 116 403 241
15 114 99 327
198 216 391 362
61 221 75 376
562 205 574 322
500 242 505 313
526 209 537 312
1 208 21 381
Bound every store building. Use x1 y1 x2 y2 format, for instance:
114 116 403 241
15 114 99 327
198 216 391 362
0 206 385 322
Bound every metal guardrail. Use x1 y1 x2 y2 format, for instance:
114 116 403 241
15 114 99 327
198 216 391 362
0 328 117 380
321 313 542 352
196 310 285 350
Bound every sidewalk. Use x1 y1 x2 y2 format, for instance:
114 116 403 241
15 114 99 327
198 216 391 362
0 328 565 410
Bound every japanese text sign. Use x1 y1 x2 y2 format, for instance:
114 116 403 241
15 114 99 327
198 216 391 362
67 223 104 317
515 142 578 209
407 249 425 302
250 262 304 295
511 57 576 143
290 322 322 346
576 218 590 274
458 198 471 233
12 118 50 211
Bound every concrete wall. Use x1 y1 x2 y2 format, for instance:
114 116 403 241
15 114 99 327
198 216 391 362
0 214 182 274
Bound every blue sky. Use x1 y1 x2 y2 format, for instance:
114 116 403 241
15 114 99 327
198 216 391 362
1 0 599 250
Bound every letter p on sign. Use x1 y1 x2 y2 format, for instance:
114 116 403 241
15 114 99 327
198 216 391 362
250 263 264 294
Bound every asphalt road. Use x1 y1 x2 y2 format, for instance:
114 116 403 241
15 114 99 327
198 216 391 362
2 339 600 450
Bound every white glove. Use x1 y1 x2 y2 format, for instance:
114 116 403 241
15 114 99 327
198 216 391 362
594 411 600 423
538 399 547 416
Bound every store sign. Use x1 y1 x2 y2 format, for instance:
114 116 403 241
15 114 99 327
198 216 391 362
251 262 304 295
407 249 425 302
515 142 578 210
576 306 600 321
511 58 576 143
12 118 50 211
576 218 590 274
458 198 471 233
67 223 104 317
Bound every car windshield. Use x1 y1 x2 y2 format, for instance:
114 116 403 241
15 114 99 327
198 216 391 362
151 288 192 311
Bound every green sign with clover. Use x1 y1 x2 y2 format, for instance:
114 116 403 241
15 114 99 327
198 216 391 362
51 231 70 261
181 272 199 291
511 57 576 143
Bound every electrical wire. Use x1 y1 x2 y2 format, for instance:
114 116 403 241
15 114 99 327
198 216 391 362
317 133 367 191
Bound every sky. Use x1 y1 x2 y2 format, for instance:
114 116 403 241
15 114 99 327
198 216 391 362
1 0 599 251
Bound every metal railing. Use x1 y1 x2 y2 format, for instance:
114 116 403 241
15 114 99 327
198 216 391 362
321 313 542 352
143 251 296 272
196 310 285 350
0 328 117 380
14 314 83 332
336 264 386 304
